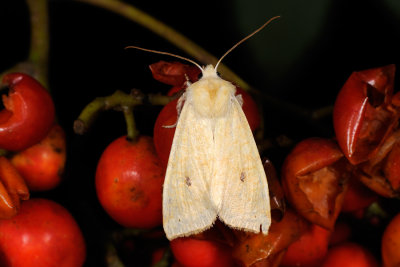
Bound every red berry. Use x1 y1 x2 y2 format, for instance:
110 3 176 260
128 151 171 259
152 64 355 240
0 198 86 267
96 135 164 228
0 73 55 151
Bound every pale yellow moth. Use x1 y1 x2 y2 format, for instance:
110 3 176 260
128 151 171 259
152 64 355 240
162 63 271 240
128 16 278 240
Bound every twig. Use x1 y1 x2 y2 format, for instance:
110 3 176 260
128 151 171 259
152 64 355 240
0 0 50 89
73 90 143 137
26 0 50 87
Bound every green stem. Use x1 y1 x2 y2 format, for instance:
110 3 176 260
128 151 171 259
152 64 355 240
74 0 250 91
123 106 139 141
148 94 175 106
26 0 50 88
74 90 143 135
105 241 125 267
0 0 50 87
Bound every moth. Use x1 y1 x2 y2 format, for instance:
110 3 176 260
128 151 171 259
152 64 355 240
162 63 271 240
128 16 278 240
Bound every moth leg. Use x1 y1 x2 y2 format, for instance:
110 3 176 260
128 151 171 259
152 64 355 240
235 94 243 107
184 74 192 87
163 93 186 129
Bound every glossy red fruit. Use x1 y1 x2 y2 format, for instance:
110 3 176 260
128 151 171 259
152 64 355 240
263 159 286 221
281 138 349 229
281 224 331 267
236 87 261 131
149 61 201 86
322 242 379 267
333 65 397 165
232 209 309 267
382 212 400 266
11 124 66 191
170 237 235 267
383 141 400 191
0 156 29 219
0 73 55 151
153 99 179 167
0 198 86 267
356 130 400 198
96 135 164 228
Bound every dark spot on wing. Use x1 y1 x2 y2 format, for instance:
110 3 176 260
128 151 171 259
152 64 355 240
185 176 192 186
240 172 245 182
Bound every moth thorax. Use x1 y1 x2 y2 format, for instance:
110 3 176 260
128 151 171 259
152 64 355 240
190 77 236 118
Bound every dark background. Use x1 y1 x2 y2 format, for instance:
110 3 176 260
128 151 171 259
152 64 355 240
1 0 400 266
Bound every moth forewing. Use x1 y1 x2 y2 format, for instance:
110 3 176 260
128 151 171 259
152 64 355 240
162 96 217 240
213 96 271 233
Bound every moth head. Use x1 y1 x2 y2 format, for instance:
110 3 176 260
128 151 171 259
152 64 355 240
189 65 236 118
202 65 219 78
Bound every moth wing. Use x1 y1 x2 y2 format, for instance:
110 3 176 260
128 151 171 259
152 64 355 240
163 101 217 240
212 96 271 234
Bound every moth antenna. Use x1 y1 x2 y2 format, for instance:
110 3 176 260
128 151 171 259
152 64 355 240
125 46 203 72
215 15 280 71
